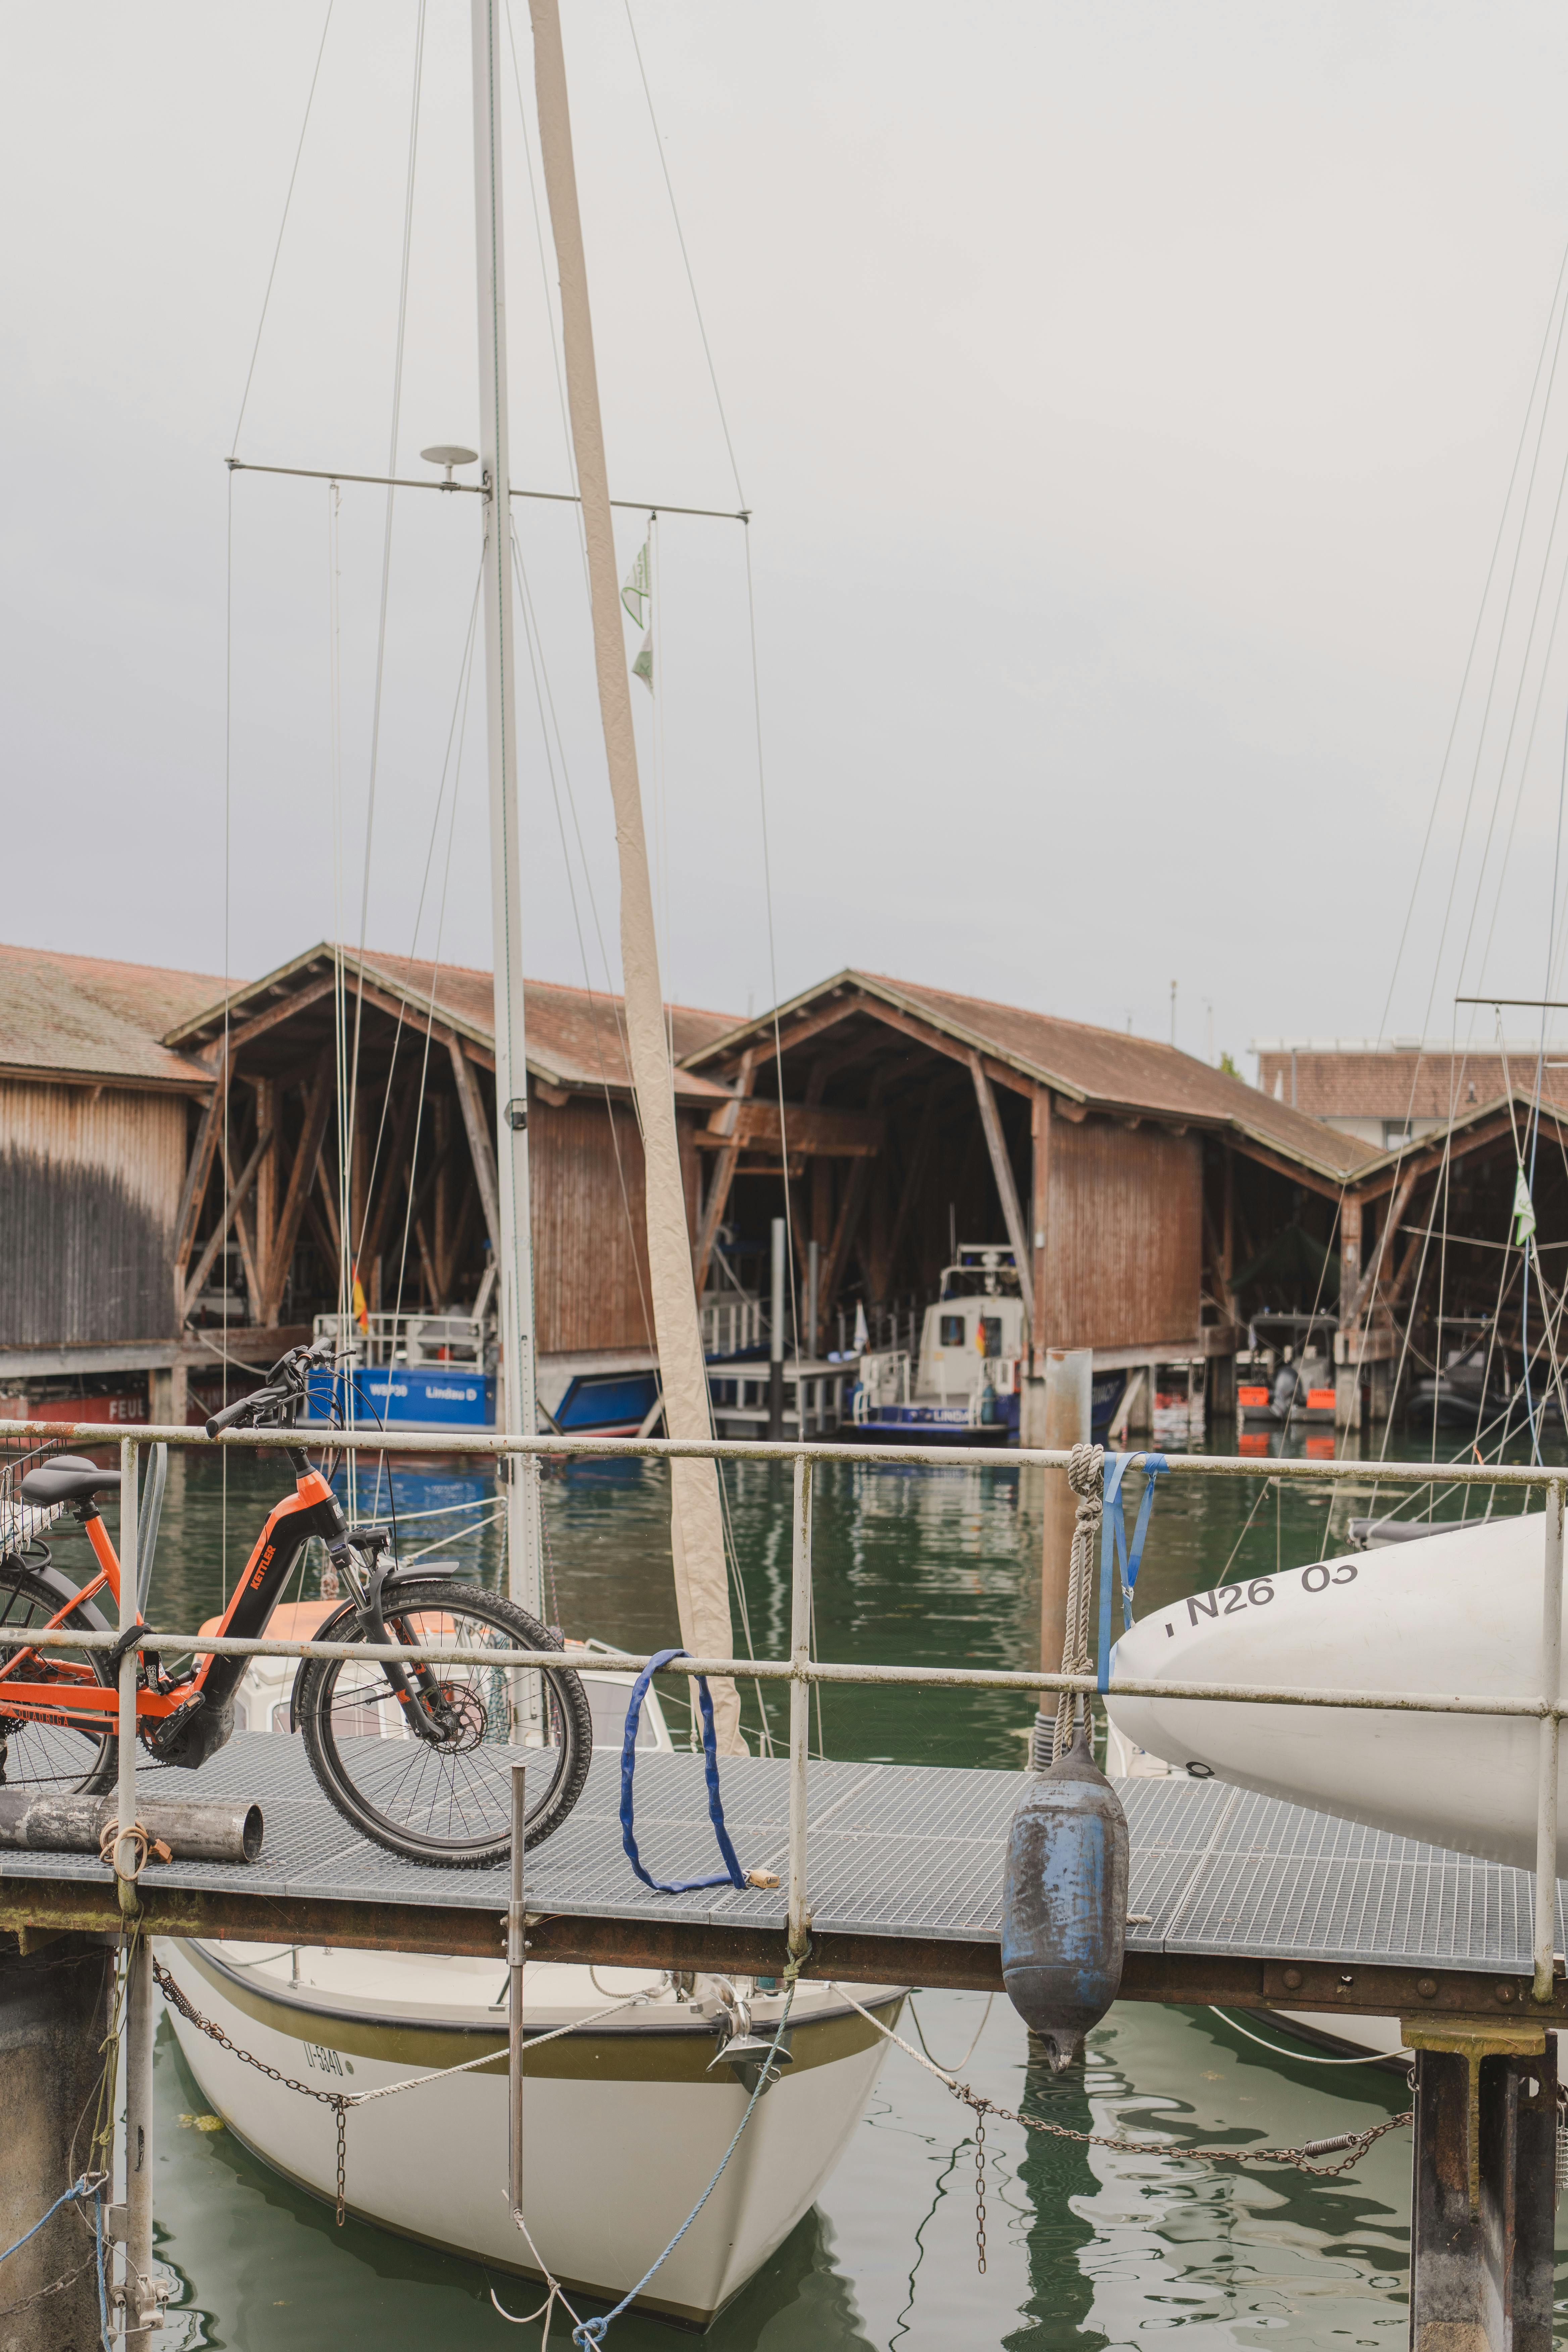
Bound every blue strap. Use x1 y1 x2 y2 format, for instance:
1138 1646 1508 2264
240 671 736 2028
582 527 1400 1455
620 1648 748 1895
1097 1452 1167 1690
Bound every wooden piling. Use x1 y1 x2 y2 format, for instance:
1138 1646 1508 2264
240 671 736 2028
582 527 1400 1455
0 1933 114 2351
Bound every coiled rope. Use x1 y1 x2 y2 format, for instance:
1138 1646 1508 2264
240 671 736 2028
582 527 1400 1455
1036 1442 1104 1767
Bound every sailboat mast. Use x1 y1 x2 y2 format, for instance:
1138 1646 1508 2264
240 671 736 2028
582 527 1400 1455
527 0 743 1750
472 0 543 1618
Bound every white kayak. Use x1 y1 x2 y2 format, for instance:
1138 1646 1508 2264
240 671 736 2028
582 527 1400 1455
1106 1508 1564 1873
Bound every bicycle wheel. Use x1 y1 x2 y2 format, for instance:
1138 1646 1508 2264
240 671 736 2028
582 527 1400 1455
0 1561 117 1795
296 1580 593 1867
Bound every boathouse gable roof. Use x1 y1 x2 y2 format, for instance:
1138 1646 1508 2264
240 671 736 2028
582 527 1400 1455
681 969 1376 1186
162 944 738 1102
0 943 225 1093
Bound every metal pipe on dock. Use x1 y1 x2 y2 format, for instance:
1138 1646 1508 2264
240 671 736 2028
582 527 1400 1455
0 1791 262 1863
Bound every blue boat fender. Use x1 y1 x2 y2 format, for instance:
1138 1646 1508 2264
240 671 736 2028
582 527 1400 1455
999 1715 1128 2070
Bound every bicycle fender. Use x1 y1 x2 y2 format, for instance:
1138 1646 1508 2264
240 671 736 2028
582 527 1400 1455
6 1560 113 1636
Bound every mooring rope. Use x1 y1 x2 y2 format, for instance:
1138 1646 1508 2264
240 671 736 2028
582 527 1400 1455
1042 1442 1104 1767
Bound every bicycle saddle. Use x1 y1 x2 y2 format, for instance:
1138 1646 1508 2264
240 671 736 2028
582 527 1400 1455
19 1454 122 1508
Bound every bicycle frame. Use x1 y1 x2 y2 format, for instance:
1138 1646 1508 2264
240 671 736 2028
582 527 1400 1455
0 1454 344 1732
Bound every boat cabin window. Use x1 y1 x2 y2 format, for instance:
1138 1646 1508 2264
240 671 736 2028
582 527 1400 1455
939 1315 966 1349
979 1316 1002 1358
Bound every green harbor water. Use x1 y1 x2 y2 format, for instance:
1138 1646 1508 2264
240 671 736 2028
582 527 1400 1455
72 1428 1568 2347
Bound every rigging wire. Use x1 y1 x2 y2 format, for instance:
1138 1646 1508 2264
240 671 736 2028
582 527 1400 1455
344 0 429 1308
229 0 337 459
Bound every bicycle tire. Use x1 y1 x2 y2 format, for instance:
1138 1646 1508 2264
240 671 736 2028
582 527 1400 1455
0 1560 118 1795
296 1580 593 1868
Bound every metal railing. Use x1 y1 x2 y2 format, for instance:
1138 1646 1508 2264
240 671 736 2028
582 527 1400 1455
1 1418 1563 2001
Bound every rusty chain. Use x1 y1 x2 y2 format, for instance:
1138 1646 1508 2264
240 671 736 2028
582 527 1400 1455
151 1957 351 2224
973 2105 988 2273
957 2080 1412 2176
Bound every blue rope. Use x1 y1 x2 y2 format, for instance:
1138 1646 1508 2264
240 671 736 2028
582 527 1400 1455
620 1648 748 1895
0 2173 104 2272
571 1967 801 2346
93 2188 112 2352
1097 1451 1167 1691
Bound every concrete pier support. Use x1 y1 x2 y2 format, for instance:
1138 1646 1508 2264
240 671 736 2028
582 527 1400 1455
0 1933 114 2352
1406 2028 1557 2352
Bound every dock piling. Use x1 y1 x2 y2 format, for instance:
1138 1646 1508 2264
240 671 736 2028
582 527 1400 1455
1406 2024 1557 2352
121 1934 160 2339
0 1933 114 2352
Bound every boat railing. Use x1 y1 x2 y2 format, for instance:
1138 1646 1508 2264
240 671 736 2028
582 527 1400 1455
3 1416 1564 2003
311 1309 494 1370
700 1295 765 1357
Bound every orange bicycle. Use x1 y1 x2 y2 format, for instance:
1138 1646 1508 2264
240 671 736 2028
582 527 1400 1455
0 1340 592 1865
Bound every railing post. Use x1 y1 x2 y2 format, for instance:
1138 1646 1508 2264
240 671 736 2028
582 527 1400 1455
508 1763 527 2225
1534 1480 1563 2006
115 1439 139 1914
787 1454 813 1960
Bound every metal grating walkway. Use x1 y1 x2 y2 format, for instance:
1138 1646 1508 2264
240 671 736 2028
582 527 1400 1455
0 1735 1563 1975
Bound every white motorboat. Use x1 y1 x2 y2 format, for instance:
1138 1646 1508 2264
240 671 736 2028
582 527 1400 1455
1105 1509 1562 1873
159 1619 904 2327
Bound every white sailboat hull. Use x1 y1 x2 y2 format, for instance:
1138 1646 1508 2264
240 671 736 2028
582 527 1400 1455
158 1939 899 2328
1107 1510 1563 1871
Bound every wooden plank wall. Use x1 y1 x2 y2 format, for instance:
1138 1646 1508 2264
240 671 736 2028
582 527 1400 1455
528 1093 701 1353
0 1080 188 1344
1042 1118 1202 1348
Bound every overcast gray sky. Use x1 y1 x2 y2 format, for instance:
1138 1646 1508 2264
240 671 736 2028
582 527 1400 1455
8 1 1568 1071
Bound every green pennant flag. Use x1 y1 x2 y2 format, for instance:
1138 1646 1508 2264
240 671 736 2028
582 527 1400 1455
621 541 649 627
632 627 653 692
1513 1163 1537 1248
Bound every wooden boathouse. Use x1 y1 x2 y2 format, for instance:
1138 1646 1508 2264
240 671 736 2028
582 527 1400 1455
680 972 1374 1424
1 941 1399 1430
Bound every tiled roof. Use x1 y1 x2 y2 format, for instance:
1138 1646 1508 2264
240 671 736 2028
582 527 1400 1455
0 944 224 1089
164 946 739 1101
684 969 1376 1182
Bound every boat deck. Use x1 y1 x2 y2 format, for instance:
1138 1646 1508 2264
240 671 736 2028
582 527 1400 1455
4 1737 1565 2021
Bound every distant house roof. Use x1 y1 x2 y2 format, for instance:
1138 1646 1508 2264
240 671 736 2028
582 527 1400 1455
0 944 224 1092
682 969 1377 1184
163 945 739 1102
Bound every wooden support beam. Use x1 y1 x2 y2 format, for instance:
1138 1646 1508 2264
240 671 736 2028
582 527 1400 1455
181 1125 274 1319
258 1054 334 1327
250 1076 279 1321
817 1071 889 1324
968 1053 1035 1332
693 1049 756 1296
357 1082 422 1275
885 1076 942 1297
1345 1160 1420 1326
698 1098 884 1156
171 1087 227 1314
448 1041 501 1258
313 1153 341 1256
191 973 337 1063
